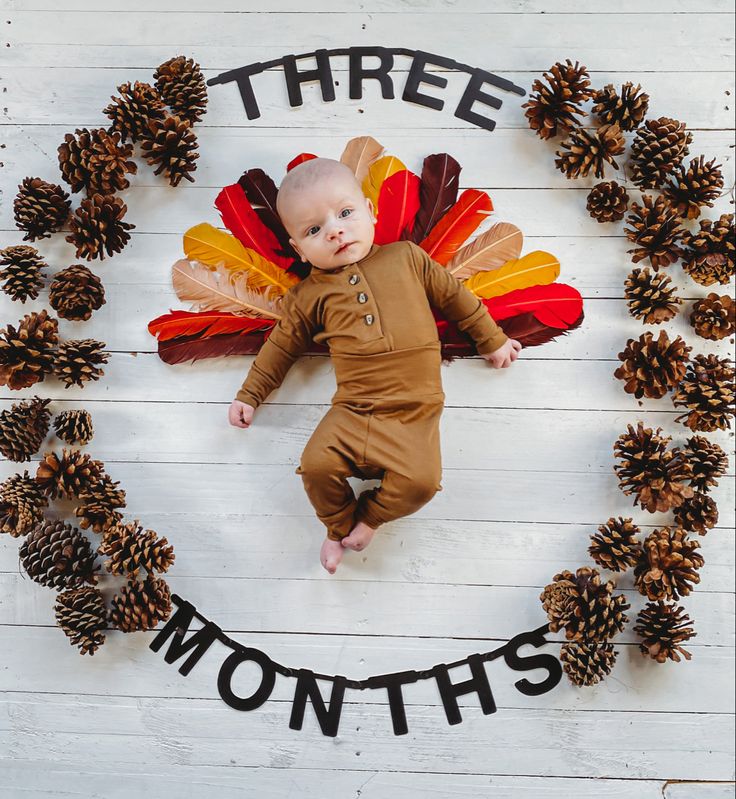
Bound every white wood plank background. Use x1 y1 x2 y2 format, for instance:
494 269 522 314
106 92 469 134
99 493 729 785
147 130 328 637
1 0 734 796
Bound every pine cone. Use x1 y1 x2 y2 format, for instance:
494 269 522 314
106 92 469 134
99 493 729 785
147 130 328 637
66 193 135 261
0 394 52 462
13 176 71 242
75 472 127 534
681 434 729 494
0 245 47 303
521 59 593 140
624 194 685 269
591 82 649 132
673 491 719 536
613 421 695 513
153 55 208 125
586 180 629 223
540 566 630 643
139 113 199 187
634 601 696 663
98 519 175 578
53 409 94 446
35 447 104 500
103 80 167 143
52 338 110 389
0 309 59 390
629 117 693 190
0 471 49 537
634 526 703 601
690 292 735 341
48 264 106 321
614 329 691 399
554 123 625 180
588 516 642 572
108 575 172 632
673 353 735 432
19 517 99 590
560 642 618 686
624 267 682 324
57 127 137 195
681 214 735 286
54 586 108 655
661 155 724 220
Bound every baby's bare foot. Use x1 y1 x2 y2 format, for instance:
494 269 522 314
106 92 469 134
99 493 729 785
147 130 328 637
341 521 377 551
321 537 344 574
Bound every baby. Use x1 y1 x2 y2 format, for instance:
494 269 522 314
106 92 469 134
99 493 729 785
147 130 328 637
228 158 521 574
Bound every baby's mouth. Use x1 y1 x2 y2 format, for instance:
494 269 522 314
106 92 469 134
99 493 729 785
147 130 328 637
335 242 354 254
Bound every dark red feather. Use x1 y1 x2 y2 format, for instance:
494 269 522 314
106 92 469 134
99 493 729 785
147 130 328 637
237 168 296 261
407 153 461 243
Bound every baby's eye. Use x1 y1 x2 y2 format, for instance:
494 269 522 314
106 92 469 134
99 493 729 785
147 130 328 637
340 208 352 218
307 225 320 236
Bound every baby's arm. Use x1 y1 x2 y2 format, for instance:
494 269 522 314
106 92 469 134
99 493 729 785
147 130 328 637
407 240 509 355
233 287 316 412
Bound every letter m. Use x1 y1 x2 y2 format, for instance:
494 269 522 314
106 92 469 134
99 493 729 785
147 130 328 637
149 596 221 676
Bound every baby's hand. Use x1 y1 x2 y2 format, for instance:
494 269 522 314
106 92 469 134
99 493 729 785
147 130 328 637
229 399 255 429
481 338 522 369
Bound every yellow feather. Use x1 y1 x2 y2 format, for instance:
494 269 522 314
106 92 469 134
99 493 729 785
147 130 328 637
462 251 561 298
183 222 298 295
362 155 406 211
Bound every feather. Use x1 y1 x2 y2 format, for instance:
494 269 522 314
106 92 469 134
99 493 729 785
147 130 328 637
446 222 524 278
462 251 560 298
483 283 583 328
287 153 318 171
172 258 287 318
237 168 295 259
156 326 330 365
409 153 461 243
183 223 298 294
373 169 421 245
339 135 385 183
148 309 273 343
362 155 406 211
214 184 292 269
419 189 493 265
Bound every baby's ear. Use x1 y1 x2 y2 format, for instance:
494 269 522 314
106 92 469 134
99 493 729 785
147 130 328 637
289 237 307 262
366 197 376 223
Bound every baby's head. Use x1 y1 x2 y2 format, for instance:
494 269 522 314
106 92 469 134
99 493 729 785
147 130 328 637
276 157 376 272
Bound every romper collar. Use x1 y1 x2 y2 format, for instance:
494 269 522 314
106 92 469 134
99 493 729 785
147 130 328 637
305 243 382 280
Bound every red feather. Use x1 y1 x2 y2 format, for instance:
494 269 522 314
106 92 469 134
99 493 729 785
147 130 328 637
419 189 493 265
148 309 274 342
373 169 421 245
483 283 583 327
408 153 461 243
287 153 318 171
214 183 292 270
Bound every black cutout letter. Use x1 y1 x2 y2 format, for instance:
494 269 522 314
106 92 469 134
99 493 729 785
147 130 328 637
402 50 448 111
503 627 562 696
432 654 496 725
283 49 336 108
348 46 395 99
289 669 347 737
455 69 503 132
149 597 220 676
217 647 276 711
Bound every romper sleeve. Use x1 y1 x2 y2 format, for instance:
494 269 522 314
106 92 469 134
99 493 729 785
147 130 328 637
407 240 509 355
234 287 317 410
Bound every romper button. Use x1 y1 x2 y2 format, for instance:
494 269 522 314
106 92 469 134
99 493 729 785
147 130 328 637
357 291 368 303
349 274 360 284
364 314 374 325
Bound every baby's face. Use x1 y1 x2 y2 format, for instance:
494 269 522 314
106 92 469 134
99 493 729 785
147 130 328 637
282 173 376 271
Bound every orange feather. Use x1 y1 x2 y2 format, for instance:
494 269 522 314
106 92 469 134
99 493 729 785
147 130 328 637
419 189 493 265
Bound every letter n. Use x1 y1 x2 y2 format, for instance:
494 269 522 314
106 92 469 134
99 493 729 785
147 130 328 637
289 669 347 737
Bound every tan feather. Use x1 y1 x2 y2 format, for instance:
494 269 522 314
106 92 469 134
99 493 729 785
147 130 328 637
172 259 285 319
446 222 523 279
339 135 385 184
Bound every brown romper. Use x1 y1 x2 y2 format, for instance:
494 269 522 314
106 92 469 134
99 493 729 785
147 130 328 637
235 240 509 541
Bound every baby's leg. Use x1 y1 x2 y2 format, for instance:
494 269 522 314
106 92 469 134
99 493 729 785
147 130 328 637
296 404 370 570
